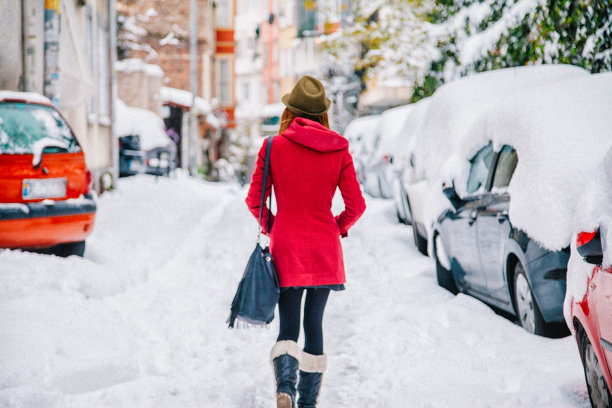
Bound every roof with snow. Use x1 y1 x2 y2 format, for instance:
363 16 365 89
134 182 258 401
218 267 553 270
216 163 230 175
160 87 212 116
115 58 164 77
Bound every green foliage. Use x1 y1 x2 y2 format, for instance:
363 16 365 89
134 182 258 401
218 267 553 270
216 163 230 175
412 0 611 102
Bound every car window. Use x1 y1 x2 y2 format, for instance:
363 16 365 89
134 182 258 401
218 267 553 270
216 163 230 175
466 143 494 195
0 102 81 154
492 145 518 189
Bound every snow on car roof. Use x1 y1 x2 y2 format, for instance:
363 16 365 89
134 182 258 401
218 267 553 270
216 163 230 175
375 104 414 156
343 114 381 142
0 91 53 106
443 72 612 251
414 64 589 183
115 99 172 151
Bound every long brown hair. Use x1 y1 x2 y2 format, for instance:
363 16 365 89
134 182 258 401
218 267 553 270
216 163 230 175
278 108 330 134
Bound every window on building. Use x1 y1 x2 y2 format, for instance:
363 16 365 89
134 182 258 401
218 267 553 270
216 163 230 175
242 82 250 101
97 21 110 122
218 59 231 105
217 0 231 27
297 0 316 37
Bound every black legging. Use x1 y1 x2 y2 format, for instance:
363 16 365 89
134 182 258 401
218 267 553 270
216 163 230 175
277 288 330 355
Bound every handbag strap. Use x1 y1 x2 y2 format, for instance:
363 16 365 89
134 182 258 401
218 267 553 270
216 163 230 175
257 136 274 238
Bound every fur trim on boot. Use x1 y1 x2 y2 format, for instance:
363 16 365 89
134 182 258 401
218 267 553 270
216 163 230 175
297 351 326 408
271 341 301 408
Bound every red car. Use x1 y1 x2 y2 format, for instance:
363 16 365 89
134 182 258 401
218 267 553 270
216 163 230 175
571 227 611 408
0 91 96 256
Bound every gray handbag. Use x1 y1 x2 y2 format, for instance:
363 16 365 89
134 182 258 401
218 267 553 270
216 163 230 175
227 136 279 328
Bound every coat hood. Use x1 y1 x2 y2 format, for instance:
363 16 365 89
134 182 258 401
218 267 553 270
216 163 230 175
282 117 348 152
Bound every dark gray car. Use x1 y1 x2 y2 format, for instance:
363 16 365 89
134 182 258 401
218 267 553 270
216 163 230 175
433 142 569 337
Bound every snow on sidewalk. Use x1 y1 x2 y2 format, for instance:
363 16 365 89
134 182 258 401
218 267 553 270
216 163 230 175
0 174 590 407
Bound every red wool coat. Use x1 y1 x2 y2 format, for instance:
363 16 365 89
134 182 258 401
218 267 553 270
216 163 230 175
246 118 366 287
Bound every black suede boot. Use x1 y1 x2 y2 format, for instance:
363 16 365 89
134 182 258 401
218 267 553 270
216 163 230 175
271 341 301 408
297 351 326 408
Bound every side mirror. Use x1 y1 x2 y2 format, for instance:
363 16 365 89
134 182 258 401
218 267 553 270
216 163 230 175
576 229 603 265
442 181 463 210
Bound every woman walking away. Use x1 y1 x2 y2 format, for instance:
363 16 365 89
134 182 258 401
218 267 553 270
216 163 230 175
246 76 366 408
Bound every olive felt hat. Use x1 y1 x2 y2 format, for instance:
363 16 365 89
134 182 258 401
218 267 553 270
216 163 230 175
282 76 331 116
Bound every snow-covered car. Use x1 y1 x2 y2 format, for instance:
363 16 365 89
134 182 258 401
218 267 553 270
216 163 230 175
343 114 381 184
0 91 96 257
405 64 590 256
119 135 146 177
392 98 431 226
432 72 612 336
362 104 414 199
567 147 612 408
116 100 176 177
260 103 285 137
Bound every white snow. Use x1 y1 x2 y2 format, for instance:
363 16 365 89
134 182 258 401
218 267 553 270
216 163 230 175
115 99 172 151
0 173 590 407
439 72 612 251
563 145 612 328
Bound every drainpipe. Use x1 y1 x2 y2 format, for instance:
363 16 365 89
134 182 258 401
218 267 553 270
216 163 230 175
189 0 198 175
43 0 60 106
109 0 119 185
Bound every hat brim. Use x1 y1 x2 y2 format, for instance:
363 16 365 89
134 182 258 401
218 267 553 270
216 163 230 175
281 93 331 116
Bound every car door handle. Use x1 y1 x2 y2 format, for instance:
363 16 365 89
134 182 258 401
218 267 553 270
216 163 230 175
497 211 509 224
468 210 478 226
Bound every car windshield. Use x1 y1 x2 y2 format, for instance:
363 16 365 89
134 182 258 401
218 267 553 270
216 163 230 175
0 102 81 154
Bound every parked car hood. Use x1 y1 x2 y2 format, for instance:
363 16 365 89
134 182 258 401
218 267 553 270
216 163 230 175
282 117 348 152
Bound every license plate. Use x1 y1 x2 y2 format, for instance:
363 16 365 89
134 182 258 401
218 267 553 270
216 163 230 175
22 178 67 200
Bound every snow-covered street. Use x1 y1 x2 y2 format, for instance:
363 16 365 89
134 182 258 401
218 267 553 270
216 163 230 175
0 174 593 407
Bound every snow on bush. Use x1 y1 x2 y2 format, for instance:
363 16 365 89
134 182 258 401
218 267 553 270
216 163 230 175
563 145 612 329
407 64 590 242
441 72 612 251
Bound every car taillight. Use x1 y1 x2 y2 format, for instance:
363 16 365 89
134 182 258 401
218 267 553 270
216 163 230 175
383 155 389 164
85 169 92 194
577 231 597 247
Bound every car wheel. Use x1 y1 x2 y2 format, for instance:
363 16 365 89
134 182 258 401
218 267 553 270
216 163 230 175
401 192 412 225
412 224 428 256
51 240 86 257
580 330 612 408
513 263 547 335
434 233 458 294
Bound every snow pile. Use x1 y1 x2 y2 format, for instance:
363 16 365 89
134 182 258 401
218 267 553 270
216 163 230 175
115 99 172 151
410 64 590 241
564 145 612 328
0 175 589 407
440 72 612 250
